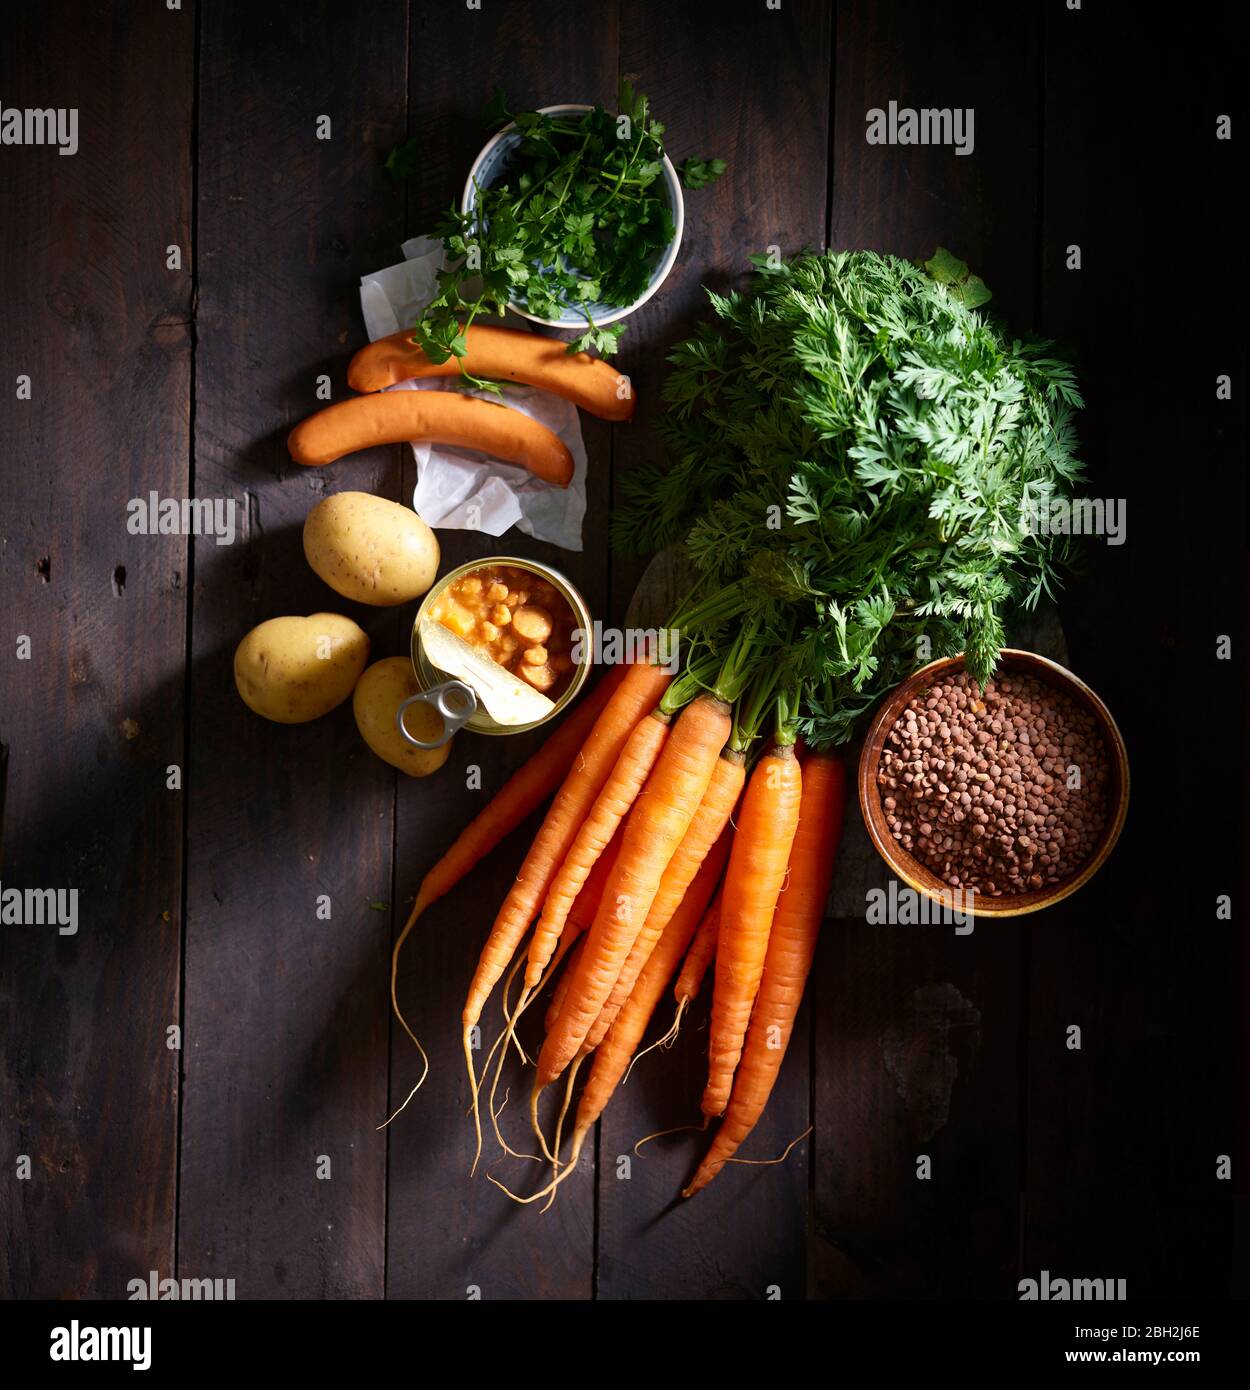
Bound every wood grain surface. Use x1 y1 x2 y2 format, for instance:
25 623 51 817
0 0 1243 1301
595 0 832 1302
178 0 407 1299
0 1 193 1298
386 0 616 1301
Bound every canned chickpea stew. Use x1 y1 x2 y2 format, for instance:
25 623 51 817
412 556 592 738
426 562 579 698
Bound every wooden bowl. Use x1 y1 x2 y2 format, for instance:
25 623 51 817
857 650 1129 918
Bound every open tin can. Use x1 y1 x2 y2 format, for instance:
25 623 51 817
397 556 593 750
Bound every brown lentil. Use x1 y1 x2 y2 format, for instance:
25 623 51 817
877 671 1110 897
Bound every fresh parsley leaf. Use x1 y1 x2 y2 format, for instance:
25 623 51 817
412 85 716 370
384 137 420 182
922 246 968 284
483 85 512 130
951 274 991 309
678 156 727 190
923 245 992 309
566 321 626 356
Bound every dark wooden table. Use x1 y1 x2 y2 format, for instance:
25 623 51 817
1 1 1244 1300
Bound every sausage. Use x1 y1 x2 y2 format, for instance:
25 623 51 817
511 605 553 643
287 390 574 487
347 324 636 422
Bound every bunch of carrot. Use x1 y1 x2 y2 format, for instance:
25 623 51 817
391 641 847 1200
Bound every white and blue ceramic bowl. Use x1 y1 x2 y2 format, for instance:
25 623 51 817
460 103 685 330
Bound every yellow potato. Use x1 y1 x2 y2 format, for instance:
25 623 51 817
234 612 369 723
352 657 452 777
303 491 440 607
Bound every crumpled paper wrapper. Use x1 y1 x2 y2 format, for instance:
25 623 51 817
359 236 586 551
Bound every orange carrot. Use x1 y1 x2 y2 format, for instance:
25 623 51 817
684 754 846 1196
701 742 803 1117
384 667 623 1106
675 884 723 1008
462 661 671 1035
480 836 620 1163
542 835 620 1032
536 694 731 1088
524 709 671 989
566 834 622 935
544 939 583 1034
461 662 670 1163
543 920 583 992
580 751 743 1055
407 667 624 925
542 842 727 1192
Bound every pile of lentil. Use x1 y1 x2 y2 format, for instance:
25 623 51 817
877 671 1110 896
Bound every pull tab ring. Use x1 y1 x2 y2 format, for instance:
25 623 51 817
395 679 478 750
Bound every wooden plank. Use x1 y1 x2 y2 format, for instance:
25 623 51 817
2 0 1238 1311
0 2 193 1296
594 0 832 1301
1021 5 1242 1293
811 920 1022 1298
179 0 407 1299
811 0 1040 1298
384 0 616 1301
829 0 1039 323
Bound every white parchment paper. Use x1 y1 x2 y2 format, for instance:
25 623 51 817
358 237 587 551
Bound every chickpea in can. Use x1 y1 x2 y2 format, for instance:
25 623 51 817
427 564 579 699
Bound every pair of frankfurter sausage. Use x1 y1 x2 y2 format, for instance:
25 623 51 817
286 325 635 489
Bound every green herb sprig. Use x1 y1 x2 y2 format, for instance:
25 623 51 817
393 82 722 382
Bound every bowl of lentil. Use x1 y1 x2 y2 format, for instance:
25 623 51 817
858 650 1129 918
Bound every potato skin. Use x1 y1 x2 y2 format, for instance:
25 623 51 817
234 613 370 723
303 491 440 607
353 657 452 777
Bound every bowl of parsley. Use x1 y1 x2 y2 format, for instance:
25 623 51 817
455 89 688 354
